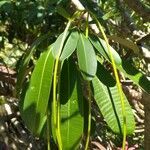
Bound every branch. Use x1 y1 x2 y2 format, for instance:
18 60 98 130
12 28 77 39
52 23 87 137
123 0 150 22
71 0 99 34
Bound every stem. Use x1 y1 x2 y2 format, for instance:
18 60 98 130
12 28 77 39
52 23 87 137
53 20 71 150
92 14 127 150
47 109 51 150
85 13 89 38
85 82 91 150
84 13 91 150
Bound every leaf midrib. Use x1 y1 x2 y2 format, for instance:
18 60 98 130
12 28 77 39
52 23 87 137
35 49 52 125
80 34 88 73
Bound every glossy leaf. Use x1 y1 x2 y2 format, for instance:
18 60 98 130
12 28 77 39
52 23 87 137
92 63 135 134
20 47 55 135
60 59 84 150
60 30 79 61
89 35 122 65
77 33 97 81
52 31 69 58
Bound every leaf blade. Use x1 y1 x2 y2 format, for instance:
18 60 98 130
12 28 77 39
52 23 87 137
77 33 97 81
52 31 69 58
20 47 55 135
60 29 79 61
60 59 84 149
16 33 50 96
90 35 122 65
90 35 150 93
92 63 135 134
118 59 150 93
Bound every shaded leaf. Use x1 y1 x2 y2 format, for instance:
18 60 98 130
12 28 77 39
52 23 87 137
56 5 71 19
20 47 55 135
92 63 135 134
60 59 84 149
118 59 150 94
77 33 97 81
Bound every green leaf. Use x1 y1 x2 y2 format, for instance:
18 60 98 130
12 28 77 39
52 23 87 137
92 63 135 134
56 5 71 20
52 31 69 58
51 20 72 149
0 0 11 7
60 30 79 61
102 11 117 20
89 35 121 65
20 47 55 135
77 33 97 81
90 35 150 93
118 59 150 94
60 59 84 149
16 33 50 96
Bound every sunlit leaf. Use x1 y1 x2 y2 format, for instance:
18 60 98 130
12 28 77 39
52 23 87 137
52 31 69 58
77 33 97 81
89 35 121 65
20 47 55 135
91 35 150 93
0 0 11 7
51 20 72 149
60 29 79 61
16 33 50 96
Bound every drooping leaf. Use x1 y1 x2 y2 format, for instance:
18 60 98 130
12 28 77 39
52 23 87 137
16 33 50 96
52 31 69 58
77 33 97 81
60 30 79 61
89 35 122 65
91 34 140 55
118 59 150 94
59 59 84 150
20 47 55 135
51 20 72 149
90 35 150 93
92 63 135 134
